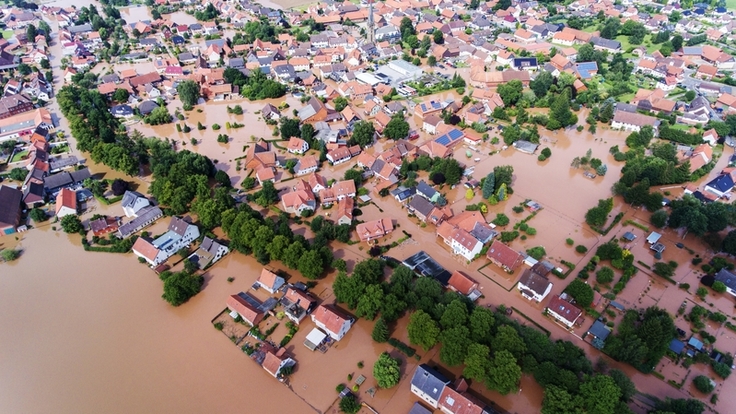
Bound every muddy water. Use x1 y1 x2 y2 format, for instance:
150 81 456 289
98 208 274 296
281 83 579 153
120 5 152 24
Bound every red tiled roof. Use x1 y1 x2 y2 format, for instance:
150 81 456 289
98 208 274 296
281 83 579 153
226 294 264 325
312 304 350 335
447 270 478 295
486 240 523 270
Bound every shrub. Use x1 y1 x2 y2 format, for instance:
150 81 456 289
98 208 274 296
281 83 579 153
596 266 615 284
693 375 715 393
697 287 708 299
339 395 361 414
679 283 690 290
566 238 574 246
512 205 524 213
713 281 727 293
576 245 588 254
212 123 221 130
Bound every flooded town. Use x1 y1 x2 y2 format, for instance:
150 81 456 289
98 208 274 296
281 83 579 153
3 0 736 413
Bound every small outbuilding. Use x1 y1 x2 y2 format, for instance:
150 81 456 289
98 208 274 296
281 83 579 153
646 232 661 244
303 327 328 351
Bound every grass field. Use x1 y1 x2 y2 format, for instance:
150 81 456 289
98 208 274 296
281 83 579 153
2 30 12 40
10 150 27 163
727 0 736 11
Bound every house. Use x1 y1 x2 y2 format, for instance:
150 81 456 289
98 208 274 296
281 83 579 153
117 206 163 238
0 185 22 235
408 196 435 222
326 147 353 165
43 168 91 195
188 236 229 269
0 94 34 119
448 228 484 261
281 188 316 215
226 292 265 326
121 190 151 217
131 217 200 266
447 270 482 301
410 364 450 409
22 181 45 208
54 188 77 218
437 384 489 414
262 348 296 378
298 97 328 123
355 218 394 243
517 266 553 302
336 197 354 226
423 114 442 134
287 137 309 155
391 186 416 203
416 181 440 203
262 103 281 120
90 216 119 237
611 110 660 134
714 269 736 297
703 129 719 146
255 268 285 294
705 173 735 198
293 155 319 176
281 286 318 324
687 144 712 173
486 240 523 272
546 294 583 329
310 304 353 341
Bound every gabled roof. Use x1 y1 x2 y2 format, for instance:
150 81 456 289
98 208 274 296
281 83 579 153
547 295 582 324
227 292 265 325
55 188 77 214
410 364 449 402
518 268 552 296
486 240 523 270
0 185 22 228
447 270 478 295
257 268 284 291
311 304 351 335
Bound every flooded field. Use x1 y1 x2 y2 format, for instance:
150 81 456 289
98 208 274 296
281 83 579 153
120 5 152 24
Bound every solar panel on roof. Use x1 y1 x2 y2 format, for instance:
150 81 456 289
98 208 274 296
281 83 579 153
435 135 450 146
448 129 463 139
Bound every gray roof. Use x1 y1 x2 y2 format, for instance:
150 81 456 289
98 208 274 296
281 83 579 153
410 364 449 402
69 24 93 34
117 206 163 238
416 181 438 200
590 36 621 50
587 320 611 341
121 190 147 209
43 168 91 193
409 195 435 216
518 269 552 296
470 222 497 244
715 268 736 291
0 185 22 228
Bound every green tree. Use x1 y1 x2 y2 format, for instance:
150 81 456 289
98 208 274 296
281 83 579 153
609 369 637 402
400 17 415 40
282 242 305 269
177 80 201 109
541 385 577 414
29 208 47 222
548 88 576 129
9 167 28 181
384 116 410 140
440 299 469 329
482 172 495 199
350 121 375 148
530 70 553 98
463 343 490 381
427 55 437 66
1 248 21 262
439 326 470 366
26 24 37 41
408 310 440 350
333 272 366 309
333 96 348 112
469 306 495 344
492 325 527 359
486 350 521 395
113 88 129 103
712 281 727 293
498 80 523 106
60 215 83 234
580 375 621 414
596 266 615 284
298 249 324 280
339 394 361 414
433 30 444 44
600 17 621 39
372 318 390 343
373 352 400 388
651 210 668 228
692 375 714 394
280 117 301 139
356 284 384 320
564 279 594 308
160 270 204 306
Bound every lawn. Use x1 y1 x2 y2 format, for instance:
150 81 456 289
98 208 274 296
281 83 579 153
10 150 27 163
727 0 736 10
616 34 659 54
1 30 12 40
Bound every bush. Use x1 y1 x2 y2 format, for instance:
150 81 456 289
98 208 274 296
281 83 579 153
693 375 715 393
679 283 690 290
566 238 574 246
596 266 615 284
339 394 361 414
576 245 588 254
713 281 727 293
212 123 221 130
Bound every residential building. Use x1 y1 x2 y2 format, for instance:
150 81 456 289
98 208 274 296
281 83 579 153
449 228 483 261
90 216 119 237
410 364 450 409
714 269 736 297
311 304 353 341
262 348 296 378
256 268 285 294
336 197 354 225
355 218 394 243
226 292 265 326
486 240 523 272
281 189 316 214
281 286 318 324
54 188 77 218
0 94 33 119
294 155 319 176
0 185 22 235
546 294 583 329
517 266 553 302
447 270 482 301
117 206 163 238
131 217 200 266
188 236 229 269
611 110 660 134
121 190 151 217
408 196 435 222
705 173 734 198
287 137 309 154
